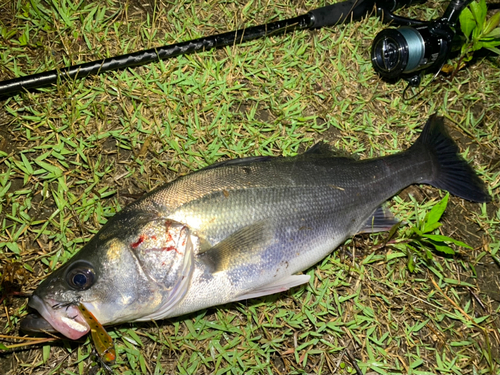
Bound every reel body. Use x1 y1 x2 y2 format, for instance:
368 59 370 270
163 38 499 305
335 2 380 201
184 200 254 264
371 23 455 85
371 0 471 85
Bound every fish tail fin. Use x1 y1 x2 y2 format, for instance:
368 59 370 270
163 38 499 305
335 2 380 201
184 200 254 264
410 115 491 203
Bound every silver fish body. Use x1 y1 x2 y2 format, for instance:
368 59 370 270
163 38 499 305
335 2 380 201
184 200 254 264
22 116 491 339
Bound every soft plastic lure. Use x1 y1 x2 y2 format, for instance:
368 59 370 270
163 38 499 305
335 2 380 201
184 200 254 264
77 303 116 366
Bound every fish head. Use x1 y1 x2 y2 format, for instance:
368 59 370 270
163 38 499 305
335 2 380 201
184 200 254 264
23 215 196 340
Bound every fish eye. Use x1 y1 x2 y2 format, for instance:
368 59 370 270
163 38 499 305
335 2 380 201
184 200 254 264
65 261 96 291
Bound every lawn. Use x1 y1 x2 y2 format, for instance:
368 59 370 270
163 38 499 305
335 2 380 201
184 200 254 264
0 0 499 374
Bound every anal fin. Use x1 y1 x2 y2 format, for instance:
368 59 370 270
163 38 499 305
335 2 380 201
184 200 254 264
230 274 310 302
358 206 399 234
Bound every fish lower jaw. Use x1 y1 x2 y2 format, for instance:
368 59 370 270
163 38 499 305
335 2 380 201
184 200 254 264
61 316 88 333
29 295 90 340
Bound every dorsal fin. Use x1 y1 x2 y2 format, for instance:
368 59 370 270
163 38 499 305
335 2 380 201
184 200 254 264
197 142 357 174
304 142 334 155
200 156 273 171
301 141 357 160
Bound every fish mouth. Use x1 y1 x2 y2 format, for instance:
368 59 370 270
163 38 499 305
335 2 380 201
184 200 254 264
23 295 90 340
20 312 58 334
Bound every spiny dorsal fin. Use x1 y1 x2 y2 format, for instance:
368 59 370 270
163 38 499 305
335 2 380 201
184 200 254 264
200 156 273 171
301 141 357 160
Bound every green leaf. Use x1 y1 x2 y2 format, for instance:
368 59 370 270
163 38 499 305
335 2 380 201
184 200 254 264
485 27 500 38
126 330 144 347
410 358 424 369
444 278 475 287
405 245 419 273
480 34 500 43
20 153 34 174
0 343 9 350
386 251 407 261
422 222 441 233
430 242 456 255
424 249 434 261
19 30 28 46
42 345 50 363
471 40 484 52
34 160 63 179
460 7 476 39
407 254 416 273
412 226 424 237
423 193 448 232
484 11 500 34
486 45 500 54
491 242 500 257
480 39 500 50
461 51 474 63
423 234 472 249
6 242 20 254
474 315 489 324
470 0 487 27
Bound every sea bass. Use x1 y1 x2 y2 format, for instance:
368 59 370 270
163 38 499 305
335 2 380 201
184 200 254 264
21 116 491 339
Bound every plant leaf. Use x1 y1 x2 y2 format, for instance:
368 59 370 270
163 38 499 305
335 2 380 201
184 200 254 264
429 242 456 255
485 27 500 38
407 254 415 272
484 11 500 34
486 45 500 54
423 234 473 249
460 7 476 39
472 40 484 52
425 249 434 260
423 193 448 233
480 0 488 20
43 345 50 363
472 25 482 40
412 226 424 237
422 222 442 233
470 0 487 27
479 38 500 48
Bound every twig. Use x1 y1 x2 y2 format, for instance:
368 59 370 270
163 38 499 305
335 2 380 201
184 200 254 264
0 337 58 350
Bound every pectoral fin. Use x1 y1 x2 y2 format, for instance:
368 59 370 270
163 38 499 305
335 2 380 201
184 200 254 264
199 221 274 273
358 206 399 234
230 274 311 302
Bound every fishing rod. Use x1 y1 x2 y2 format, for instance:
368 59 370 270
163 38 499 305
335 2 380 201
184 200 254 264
0 0 425 97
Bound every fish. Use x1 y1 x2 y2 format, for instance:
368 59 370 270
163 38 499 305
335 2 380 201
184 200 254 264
20 115 491 340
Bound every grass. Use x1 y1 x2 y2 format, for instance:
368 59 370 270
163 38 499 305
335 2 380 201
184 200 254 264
0 0 499 374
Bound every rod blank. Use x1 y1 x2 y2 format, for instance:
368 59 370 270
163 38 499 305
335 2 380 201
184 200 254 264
0 15 314 97
0 0 425 97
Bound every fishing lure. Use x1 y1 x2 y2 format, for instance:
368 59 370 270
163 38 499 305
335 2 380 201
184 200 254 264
76 304 116 367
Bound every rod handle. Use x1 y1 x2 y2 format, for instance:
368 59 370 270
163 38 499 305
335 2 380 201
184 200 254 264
308 0 373 28
308 0 427 29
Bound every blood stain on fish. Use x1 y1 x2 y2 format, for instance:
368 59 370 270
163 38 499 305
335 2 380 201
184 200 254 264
131 235 145 248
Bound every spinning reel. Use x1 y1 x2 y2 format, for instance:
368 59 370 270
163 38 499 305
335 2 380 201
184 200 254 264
371 0 472 86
